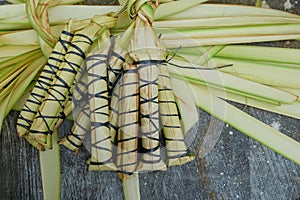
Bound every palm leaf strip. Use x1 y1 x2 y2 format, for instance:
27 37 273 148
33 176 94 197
116 61 139 180
158 64 195 166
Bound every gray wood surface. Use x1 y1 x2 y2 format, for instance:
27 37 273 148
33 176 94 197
1 0 300 199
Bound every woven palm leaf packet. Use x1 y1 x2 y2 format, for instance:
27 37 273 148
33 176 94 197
1 0 300 199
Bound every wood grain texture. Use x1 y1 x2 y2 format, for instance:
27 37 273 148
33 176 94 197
1 0 300 199
1 107 299 199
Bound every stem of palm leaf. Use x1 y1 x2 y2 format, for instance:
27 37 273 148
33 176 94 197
39 129 60 200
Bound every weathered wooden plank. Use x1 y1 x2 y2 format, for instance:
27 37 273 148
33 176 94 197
2 107 299 199
0 111 43 200
202 106 300 200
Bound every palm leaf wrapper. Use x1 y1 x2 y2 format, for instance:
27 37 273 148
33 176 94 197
0 0 300 199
